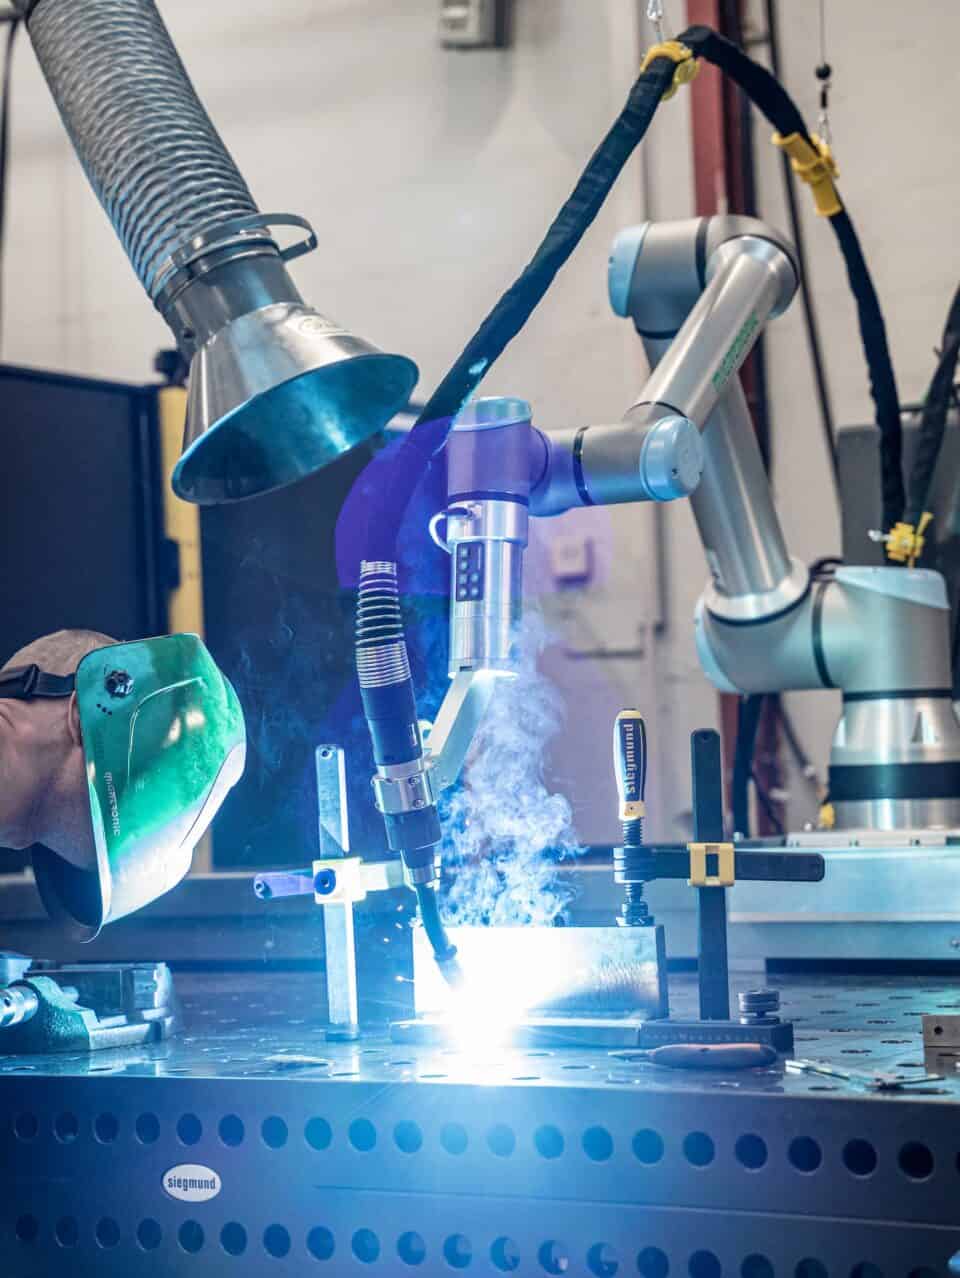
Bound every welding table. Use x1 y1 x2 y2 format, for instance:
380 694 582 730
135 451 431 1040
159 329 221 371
2 968 960 1276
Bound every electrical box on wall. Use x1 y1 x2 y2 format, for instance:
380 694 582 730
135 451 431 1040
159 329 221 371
439 0 511 48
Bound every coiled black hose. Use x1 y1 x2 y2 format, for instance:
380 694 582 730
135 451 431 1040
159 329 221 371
679 23 905 532
904 284 960 530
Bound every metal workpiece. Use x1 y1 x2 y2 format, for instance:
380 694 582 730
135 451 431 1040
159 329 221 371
3 971 960 1276
410 924 669 1021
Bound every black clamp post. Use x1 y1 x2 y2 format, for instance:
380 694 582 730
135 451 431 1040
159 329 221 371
613 726 826 1051
690 728 730 1021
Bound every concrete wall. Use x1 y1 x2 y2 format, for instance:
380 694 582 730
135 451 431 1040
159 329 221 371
3 0 958 845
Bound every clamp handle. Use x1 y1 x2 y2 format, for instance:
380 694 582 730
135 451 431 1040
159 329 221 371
614 709 646 822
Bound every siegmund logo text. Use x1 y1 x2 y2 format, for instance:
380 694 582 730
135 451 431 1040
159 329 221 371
104 770 121 837
163 1164 221 1203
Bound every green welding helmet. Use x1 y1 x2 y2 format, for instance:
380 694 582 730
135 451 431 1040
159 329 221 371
3 635 246 939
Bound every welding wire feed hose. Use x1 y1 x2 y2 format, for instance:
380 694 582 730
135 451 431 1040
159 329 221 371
361 54 678 566
678 24 905 534
357 28 904 966
904 283 960 530
20 0 261 301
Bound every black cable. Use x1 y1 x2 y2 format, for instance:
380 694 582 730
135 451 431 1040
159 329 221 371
750 767 785 836
828 207 904 531
680 23 904 531
414 883 462 987
363 53 677 563
0 16 19 355
904 283 960 528
762 0 838 492
732 694 765 837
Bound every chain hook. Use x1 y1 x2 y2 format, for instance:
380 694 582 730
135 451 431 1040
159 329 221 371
646 0 668 43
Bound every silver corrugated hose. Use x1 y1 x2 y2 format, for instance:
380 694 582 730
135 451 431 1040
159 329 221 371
13 0 419 504
22 0 259 300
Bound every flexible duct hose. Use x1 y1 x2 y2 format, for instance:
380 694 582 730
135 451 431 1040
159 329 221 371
23 0 260 300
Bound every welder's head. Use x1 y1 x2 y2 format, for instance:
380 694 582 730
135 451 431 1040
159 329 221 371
0 630 246 938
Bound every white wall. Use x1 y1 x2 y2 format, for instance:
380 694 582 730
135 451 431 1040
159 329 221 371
4 0 959 843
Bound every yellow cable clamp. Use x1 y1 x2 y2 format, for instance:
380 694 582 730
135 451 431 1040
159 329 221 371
885 511 934 568
687 842 735 888
771 131 841 217
640 40 700 101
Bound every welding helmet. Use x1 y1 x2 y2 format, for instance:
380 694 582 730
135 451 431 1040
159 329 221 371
0 634 246 939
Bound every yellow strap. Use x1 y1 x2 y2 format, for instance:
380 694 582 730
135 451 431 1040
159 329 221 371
818 801 836 831
885 511 934 568
771 131 841 217
640 40 701 102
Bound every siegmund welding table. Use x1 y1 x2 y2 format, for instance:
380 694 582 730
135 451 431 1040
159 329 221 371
2 968 960 1277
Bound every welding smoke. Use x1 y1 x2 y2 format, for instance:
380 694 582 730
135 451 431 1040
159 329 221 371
439 612 580 928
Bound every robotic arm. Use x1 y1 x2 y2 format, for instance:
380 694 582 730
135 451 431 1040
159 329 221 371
392 215 960 850
605 217 960 833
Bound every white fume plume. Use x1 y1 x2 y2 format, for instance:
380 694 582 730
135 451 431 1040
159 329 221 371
439 611 580 928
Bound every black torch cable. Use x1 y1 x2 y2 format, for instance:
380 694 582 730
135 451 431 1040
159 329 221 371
763 0 838 490
362 54 677 565
904 283 960 530
678 23 905 531
415 883 462 985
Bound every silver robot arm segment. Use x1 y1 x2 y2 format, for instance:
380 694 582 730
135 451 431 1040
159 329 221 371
612 215 960 831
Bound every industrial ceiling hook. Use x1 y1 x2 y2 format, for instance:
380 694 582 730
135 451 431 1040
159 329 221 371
646 0 668 43
815 0 833 145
